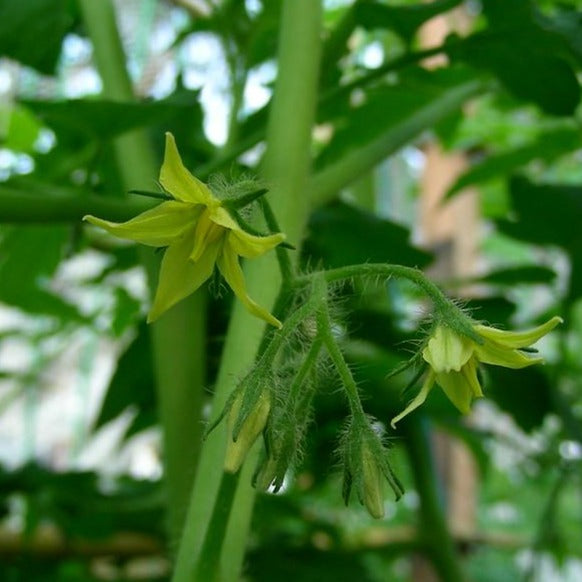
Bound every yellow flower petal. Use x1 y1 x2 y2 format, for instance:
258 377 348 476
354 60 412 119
208 205 239 230
422 325 473 373
217 243 282 328
474 339 543 369
435 359 481 414
474 316 563 349
190 208 226 262
229 228 286 258
84 201 198 247
390 371 435 428
148 234 220 322
159 133 214 205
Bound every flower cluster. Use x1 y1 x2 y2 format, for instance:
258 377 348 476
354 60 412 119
84 133 285 327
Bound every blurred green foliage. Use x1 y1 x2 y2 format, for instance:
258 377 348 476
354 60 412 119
0 0 581 580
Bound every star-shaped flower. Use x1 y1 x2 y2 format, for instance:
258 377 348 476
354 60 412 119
391 316 562 427
84 133 285 327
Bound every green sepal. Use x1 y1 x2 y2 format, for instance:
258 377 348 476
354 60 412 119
222 188 269 210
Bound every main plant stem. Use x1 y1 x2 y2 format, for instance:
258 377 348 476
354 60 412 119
78 0 206 545
172 1 322 580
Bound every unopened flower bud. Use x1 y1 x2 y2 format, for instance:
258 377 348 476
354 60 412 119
224 390 270 473
361 443 384 519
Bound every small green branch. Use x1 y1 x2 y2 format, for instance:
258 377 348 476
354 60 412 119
288 338 323 406
315 280 365 418
259 198 294 287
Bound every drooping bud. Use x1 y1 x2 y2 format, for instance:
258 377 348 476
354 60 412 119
224 389 271 473
361 442 385 519
341 415 404 519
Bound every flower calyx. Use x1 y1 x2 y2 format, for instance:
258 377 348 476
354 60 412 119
342 416 404 519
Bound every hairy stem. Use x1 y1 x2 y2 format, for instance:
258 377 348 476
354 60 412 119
299 263 480 342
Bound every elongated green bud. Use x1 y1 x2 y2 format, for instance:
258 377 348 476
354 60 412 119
361 443 384 519
224 390 271 473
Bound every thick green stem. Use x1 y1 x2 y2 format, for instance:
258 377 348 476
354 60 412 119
192 472 240 582
172 2 322 581
0 187 152 223
403 418 464 582
78 0 206 545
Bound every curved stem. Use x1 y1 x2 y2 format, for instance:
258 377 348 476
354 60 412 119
299 263 481 342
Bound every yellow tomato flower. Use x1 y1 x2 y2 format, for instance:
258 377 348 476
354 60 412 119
84 133 285 327
391 316 562 427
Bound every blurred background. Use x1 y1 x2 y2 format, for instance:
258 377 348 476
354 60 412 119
0 0 581 580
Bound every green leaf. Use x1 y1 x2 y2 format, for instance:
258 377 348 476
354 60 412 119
0 0 73 74
476 265 557 286
446 127 581 197
446 0 581 116
311 71 484 204
499 177 582 249
303 200 432 269
25 98 193 142
485 365 554 432
94 324 157 437
497 176 582 299
538 6 582 65
0 104 42 153
355 0 463 44
0 226 83 320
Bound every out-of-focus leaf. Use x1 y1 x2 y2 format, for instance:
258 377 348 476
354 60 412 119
0 104 42 153
484 365 554 432
316 67 478 171
303 200 432 269
94 324 156 437
475 265 557 286
25 98 190 142
0 226 83 320
0 463 164 539
453 39 579 117
446 1 581 116
355 0 462 44
447 127 581 197
539 6 582 65
110 287 142 338
0 0 73 74
463 296 516 325
497 176 582 299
